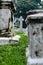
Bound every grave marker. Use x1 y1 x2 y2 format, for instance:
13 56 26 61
0 0 14 37
26 10 43 65
18 16 24 31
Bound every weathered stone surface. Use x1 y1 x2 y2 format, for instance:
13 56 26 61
26 47 43 65
0 35 21 45
29 24 43 58
0 9 11 30
26 10 43 65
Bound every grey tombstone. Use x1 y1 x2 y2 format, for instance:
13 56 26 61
18 16 24 31
0 0 15 37
0 9 11 30
26 10 43 65
0 0 20 45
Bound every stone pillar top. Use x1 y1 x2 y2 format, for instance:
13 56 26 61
1 0 12 1
25 10 43 24
0 0 14 12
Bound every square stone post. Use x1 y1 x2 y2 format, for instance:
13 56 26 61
26 10 43 65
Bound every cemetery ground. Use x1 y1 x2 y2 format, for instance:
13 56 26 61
0 31 28 65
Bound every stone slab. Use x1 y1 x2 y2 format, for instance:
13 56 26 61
11 35 21 41
28 58 43 64
0 9 11 30
0 35 21 45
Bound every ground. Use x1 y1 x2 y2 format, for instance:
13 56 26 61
0 31 28 65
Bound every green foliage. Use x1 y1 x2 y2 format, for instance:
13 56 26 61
15 1 40 18
16 31 25 35
32 0 41 4
14 1 41 28
41 1 43 8
0 32 28 65
14 20 20 26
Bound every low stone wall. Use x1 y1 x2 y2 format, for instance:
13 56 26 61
0 35 20 45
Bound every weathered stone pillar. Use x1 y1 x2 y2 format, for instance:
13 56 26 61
0 0 15 37
26 10 43 65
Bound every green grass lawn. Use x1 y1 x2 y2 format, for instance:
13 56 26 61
0 32 28 65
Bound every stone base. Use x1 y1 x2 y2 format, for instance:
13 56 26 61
26 46 43 65
27 58 43 65
0 35 20 45
0 32 12 37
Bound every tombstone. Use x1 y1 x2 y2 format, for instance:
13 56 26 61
26 10 43 65
18 16 24 31
0 0 20 45
0 0 15 37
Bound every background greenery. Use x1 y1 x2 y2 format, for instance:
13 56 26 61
14 0 42 28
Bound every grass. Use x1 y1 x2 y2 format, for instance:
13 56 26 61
0 32 28 65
